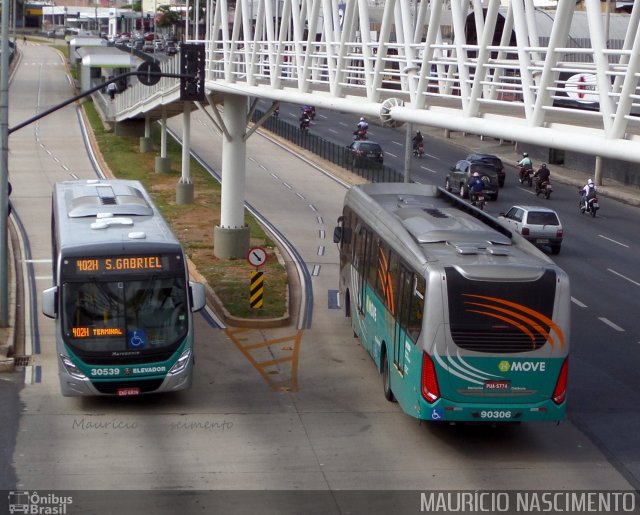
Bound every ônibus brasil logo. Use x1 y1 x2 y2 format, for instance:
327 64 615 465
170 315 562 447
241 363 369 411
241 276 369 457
7 491 73 514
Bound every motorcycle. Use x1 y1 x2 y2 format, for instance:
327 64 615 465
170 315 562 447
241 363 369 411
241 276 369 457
413 142 424 158
517 165 533 186
300 117 310 132
470 192 486 211
580 191 600 217
535 179 553 199
301 106 315 120
353 128 368 140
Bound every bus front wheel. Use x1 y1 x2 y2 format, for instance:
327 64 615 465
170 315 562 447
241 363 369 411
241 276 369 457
382 353 395 402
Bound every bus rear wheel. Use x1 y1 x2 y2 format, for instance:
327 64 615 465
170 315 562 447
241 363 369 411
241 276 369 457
382 353 395 402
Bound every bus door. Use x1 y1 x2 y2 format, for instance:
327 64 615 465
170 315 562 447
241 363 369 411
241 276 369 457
393 264 413 377
394 267 425 394
353 224 371 318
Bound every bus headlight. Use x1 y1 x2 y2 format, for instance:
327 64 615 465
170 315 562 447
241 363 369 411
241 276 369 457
60 355 86 380
168 349 192 376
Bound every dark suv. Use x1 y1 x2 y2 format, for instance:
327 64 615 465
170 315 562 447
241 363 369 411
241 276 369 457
346 140 384 167
466 153 505 187
445 160 500 200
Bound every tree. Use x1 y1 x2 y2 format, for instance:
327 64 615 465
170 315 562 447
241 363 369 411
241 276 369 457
156 5 181 29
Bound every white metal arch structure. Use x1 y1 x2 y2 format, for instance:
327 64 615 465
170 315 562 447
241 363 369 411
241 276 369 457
203 0 640 162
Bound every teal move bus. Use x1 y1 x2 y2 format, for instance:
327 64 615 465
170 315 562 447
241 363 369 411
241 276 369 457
333 183 570 423
42 179 206 396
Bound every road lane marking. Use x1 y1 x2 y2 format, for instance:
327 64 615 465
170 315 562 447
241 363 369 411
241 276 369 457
599 317 625 332
571 297 587 308
599 235 629 248
424 153 440 160
420 166 438 174
607 268 640 287
386 152 398 158
392 141 403 147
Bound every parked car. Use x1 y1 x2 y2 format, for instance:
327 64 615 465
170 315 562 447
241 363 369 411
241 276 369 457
466 153 506 187
346 140 384 167
498 205 563 254
445 159 499 200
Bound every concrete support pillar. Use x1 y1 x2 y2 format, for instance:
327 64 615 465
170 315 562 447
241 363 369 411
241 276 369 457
139 114 152 153
176 104 194 204
594 155 603 186
213 94 250 259
155 107 171 174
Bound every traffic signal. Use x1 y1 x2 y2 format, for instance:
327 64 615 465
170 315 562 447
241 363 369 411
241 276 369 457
180 43 205 101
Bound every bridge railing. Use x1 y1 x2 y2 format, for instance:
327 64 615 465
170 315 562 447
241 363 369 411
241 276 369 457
205 38 640 133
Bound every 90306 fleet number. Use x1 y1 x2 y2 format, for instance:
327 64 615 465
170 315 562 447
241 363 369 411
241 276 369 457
480 410 512 419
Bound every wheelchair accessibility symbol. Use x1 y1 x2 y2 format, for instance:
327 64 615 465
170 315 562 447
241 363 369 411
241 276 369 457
430 408 444 421
128 330 147 349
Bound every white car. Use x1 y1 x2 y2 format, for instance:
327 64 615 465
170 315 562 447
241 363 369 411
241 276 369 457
498 205 563 254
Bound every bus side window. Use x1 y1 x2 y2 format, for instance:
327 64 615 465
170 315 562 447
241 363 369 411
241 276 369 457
402 272 425 343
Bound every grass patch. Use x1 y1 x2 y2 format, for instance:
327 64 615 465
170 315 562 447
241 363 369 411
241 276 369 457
83 101 288 319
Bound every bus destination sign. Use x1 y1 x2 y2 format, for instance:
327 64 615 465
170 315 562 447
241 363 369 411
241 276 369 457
71 256 166 274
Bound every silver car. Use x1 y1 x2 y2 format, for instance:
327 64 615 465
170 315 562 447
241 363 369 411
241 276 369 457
499 205 563 254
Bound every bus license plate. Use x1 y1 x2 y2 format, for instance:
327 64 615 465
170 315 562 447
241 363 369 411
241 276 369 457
117 388 141 396
484 380 510 391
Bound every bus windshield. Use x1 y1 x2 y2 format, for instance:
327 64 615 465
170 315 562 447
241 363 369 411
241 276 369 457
61 277 188 354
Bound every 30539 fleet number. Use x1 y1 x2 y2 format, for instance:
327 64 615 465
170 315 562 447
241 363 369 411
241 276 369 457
90 368 120 376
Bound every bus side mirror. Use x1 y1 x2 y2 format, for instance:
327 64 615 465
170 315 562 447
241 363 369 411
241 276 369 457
189 281 206 312
42 286 58 319
333 226 343 244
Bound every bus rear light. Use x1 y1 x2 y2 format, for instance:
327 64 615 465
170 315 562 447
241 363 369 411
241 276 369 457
552 357 569 405
521 227 530 236
421 352 440 403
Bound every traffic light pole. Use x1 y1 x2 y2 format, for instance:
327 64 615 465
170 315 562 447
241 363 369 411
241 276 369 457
1 0 11 326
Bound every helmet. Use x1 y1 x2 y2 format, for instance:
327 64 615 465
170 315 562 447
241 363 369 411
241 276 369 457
587 178 593 185
360 117 365 121
541 163 547 168
523 152 528 157
416 130 421 135
473 172 479 177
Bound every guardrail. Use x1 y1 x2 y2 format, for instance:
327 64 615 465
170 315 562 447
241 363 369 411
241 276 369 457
253 109 403 184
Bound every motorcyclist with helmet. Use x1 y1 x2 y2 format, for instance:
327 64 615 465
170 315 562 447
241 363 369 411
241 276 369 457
353 117 369 140
580 178 597 212
534 163 551 191
517 152 534 183
468 171 485 206
412 130 424 156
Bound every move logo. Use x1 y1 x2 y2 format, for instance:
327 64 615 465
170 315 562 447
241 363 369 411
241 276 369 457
498 360 546 373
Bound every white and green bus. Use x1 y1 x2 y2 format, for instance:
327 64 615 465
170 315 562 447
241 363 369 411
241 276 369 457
42 179 206 397
333 183 570 423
